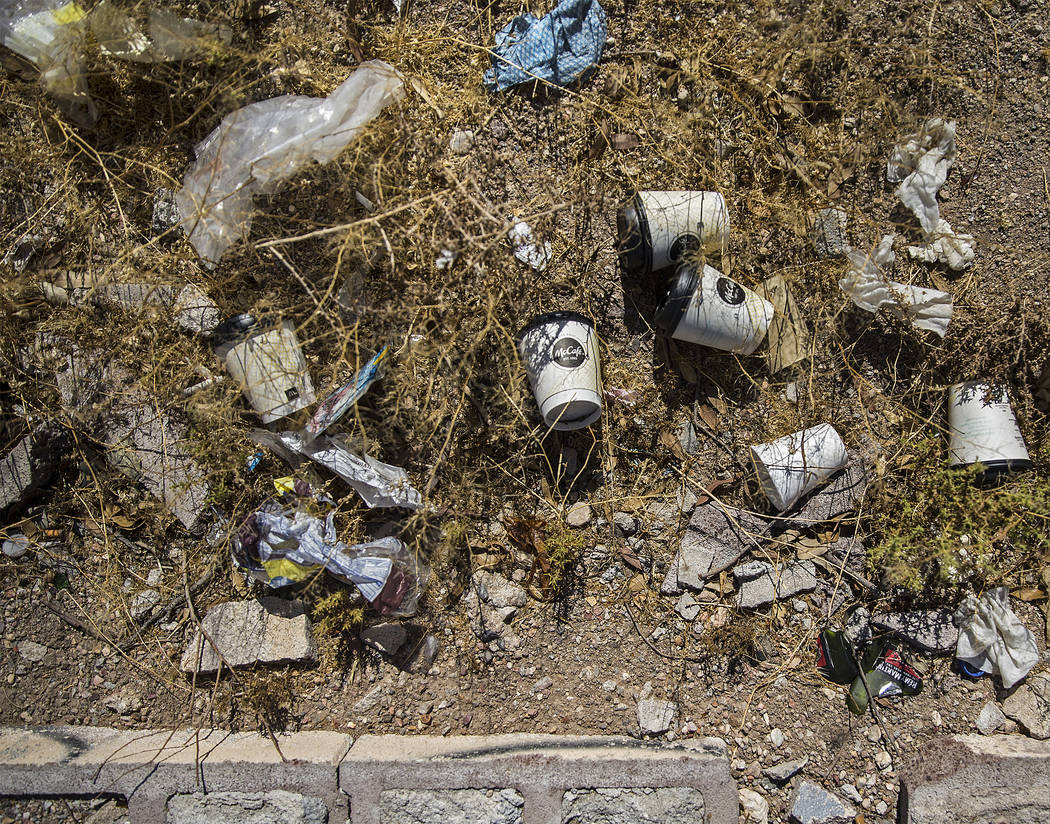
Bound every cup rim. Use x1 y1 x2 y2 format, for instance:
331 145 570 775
654 262 700 335
518 311 595 341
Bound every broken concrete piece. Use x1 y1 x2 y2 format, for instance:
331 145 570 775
1002 674 1050 740
180 597 317 674
812 208 848 259
844 607 873 650
872 609 959 655
0 425 71 512
788 781 855 824
976 701 1008 735
472 570 526 611
670 500 768 591
167 791 328 824
736 562 818 610
763 757 808 783
360 623 408 656
637 698 676 735
675 593 700 621
791 457 872 523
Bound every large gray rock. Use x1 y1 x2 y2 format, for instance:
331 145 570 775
166 790 327 824
871 609 959 655
788 781 855 824
379 788 523 824
560 787 705 823
0 426 70 512
736 562 818 609
1002 674 1050 740
669 501 768 591
900 734 1050 823
180 598 317 674
793 458 872 523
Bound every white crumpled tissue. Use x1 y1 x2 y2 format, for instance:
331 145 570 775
840 234 953 337
176 60 404 263
953 586 1039 689
887 118 974 271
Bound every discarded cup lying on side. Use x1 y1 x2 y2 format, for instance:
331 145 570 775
751 423 848 511
654 262 774 355
617 191 728 277
213 314 316 423
947 382 1030 483
518 311 602 431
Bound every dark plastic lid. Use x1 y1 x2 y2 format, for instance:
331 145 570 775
951 458 1033 487
212 313 260 349
653 262 699 336
616 195 651 276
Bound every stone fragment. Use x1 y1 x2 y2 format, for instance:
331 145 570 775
613 512 638 537
473 570 527 611
532 675 553 693
734 561 773 583
871 609 958 655
404 634 440 673
976 701 1007 735
769 728 785 748
678 420 699 455
812 207 848 259
566 503 592 528
788 780 856 824
676 593 700 621
839 784 862 805
18 641 47 662
361 623 409 656
637 699 677 735
671 500 768 591
103 687 143 715
900 734 1050 823
1002 674 1050 740
844 607 872 650
449 130 476 154
180 598 316 674
0 426 71 512
736 562 818 609
739 787 769 823
379 788 523 824
763 757 807 782
875 750 892 770
166 790 327 824
792 458 872 523
560 787 706 824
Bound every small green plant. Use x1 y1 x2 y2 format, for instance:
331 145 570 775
870 437 1050 591
542 524 586 596
311 588 366 637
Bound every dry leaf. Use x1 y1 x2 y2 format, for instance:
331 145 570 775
697 404 719 430
611 133 640 150
1011 587 1047 603
619 546 644 572
758 274 810 373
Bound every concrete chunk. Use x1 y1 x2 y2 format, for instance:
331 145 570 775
1002 674 1050 740
167 791 327 824
788 780 855 824
380 788 524 824
792 459 872 523
181 598 317 674
872 609 958 655
900 734 1050 823
672 500 768 590
560 787 705 824
736 562 818 609
637 699 677 735
0 425 70 512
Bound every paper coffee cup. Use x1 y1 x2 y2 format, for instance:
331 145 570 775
751 423 848 511
947 382 1030 480
617 191 729 277
654 263 774 355
214 315 316 423
519 312 602 431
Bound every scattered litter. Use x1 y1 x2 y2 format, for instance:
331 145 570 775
213 315 316 424
758 273 809 372
306 345 390 437
947 382 1031 482
887 118 974 271
435 248 458 269
751 423 848 511
655 263 774 355
604 386 640 406
89 1 230 63
519 312 602 431
847 642 923 715
176 60 404 262
618 190 729 277
180 596 317 674
1 533 30 559
812 207 848 259
232 483 428 616
251 430 422 510
840 235 953 336
509 220 552 271
483 0 607 92
953 586 1039 689
449 129 475 154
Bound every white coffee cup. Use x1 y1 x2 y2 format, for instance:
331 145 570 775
519 312 602 431
947 382 1030 480
751 423 848 511
617 191 729 277
214 314 316 423
655 263 774 355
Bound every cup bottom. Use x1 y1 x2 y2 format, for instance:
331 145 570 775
540 388 602 431
950 458 1032 486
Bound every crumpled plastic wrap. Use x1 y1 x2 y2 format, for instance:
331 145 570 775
887 118 974 271
176 60 405 263
840 235 953 337
483 0 607 92
306 345 389 437
509 220 552 271
0 0 95 124
251 429 422 510
232 483 428 616
953 586 1039 689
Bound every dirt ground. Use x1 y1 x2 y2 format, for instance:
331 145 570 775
2 0 1050 822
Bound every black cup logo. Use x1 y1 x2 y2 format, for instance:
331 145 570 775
715 277 745 305
552 337 587 368
669 233 701 261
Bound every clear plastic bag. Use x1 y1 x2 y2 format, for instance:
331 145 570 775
176 60 405 263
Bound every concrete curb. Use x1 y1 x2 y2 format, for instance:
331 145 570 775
0 726 737 823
